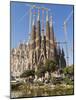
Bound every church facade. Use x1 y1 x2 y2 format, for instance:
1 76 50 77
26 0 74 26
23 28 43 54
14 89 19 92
29 11 55 70
11 10 66 77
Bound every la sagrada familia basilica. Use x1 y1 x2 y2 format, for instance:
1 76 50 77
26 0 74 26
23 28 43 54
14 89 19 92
11 9 66 77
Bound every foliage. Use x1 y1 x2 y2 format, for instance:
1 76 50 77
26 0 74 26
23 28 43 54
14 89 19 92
59 69 63 74
11 82 23 91
63 65 74 76
45 59 57 72
63 65 74 85
36 65 46 77
51 77 63 85
20 69 35 78
36 59 57 77
34 81 44 86
64 77 73 85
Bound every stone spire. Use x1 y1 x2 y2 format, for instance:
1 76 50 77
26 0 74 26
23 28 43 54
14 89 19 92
46 10 49 22
38 9 46 63
46 10 50 59
46 11 50 47
49 16 55 60
41 10 45 45
30 14 36 50
36 9 41 50
50 16 54 42
46 10 50 41
61 48 66 68
37 8 40 21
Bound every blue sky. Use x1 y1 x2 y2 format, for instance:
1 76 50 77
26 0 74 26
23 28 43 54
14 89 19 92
10 1 74 65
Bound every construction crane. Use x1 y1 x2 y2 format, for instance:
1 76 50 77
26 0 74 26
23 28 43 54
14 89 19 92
55 41 67 44
63 10 73 66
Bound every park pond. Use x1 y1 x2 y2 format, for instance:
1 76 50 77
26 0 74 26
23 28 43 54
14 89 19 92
11 83 74 98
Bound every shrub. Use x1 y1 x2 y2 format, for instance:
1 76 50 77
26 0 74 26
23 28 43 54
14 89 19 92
20 70 35 78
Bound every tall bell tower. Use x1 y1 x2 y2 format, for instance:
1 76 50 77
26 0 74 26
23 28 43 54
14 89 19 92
50 16 55 60
36 8 41 64
46 10 50 59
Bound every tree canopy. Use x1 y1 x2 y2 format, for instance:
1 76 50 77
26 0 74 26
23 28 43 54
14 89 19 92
63 65 74 75
20 69 35 78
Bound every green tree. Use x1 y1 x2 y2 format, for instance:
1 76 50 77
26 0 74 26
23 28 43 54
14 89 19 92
63 65 74 76
20 69 35 78
45 59 57 73
36 63 46 77
36 60 57 78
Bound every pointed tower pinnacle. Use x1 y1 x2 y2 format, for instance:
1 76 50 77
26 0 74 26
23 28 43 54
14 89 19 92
42 9 44 40
35 8 41 64
46 10 50 59
30 12 36 50
36 8 41 50
32 12 35 26
62 48 65 56
49 15 55 60
46 10 50 40
46 10 50 46
50 15 54 42
61 48 66 68
37 8 40 21
46 9 49 21
50 16 53 27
